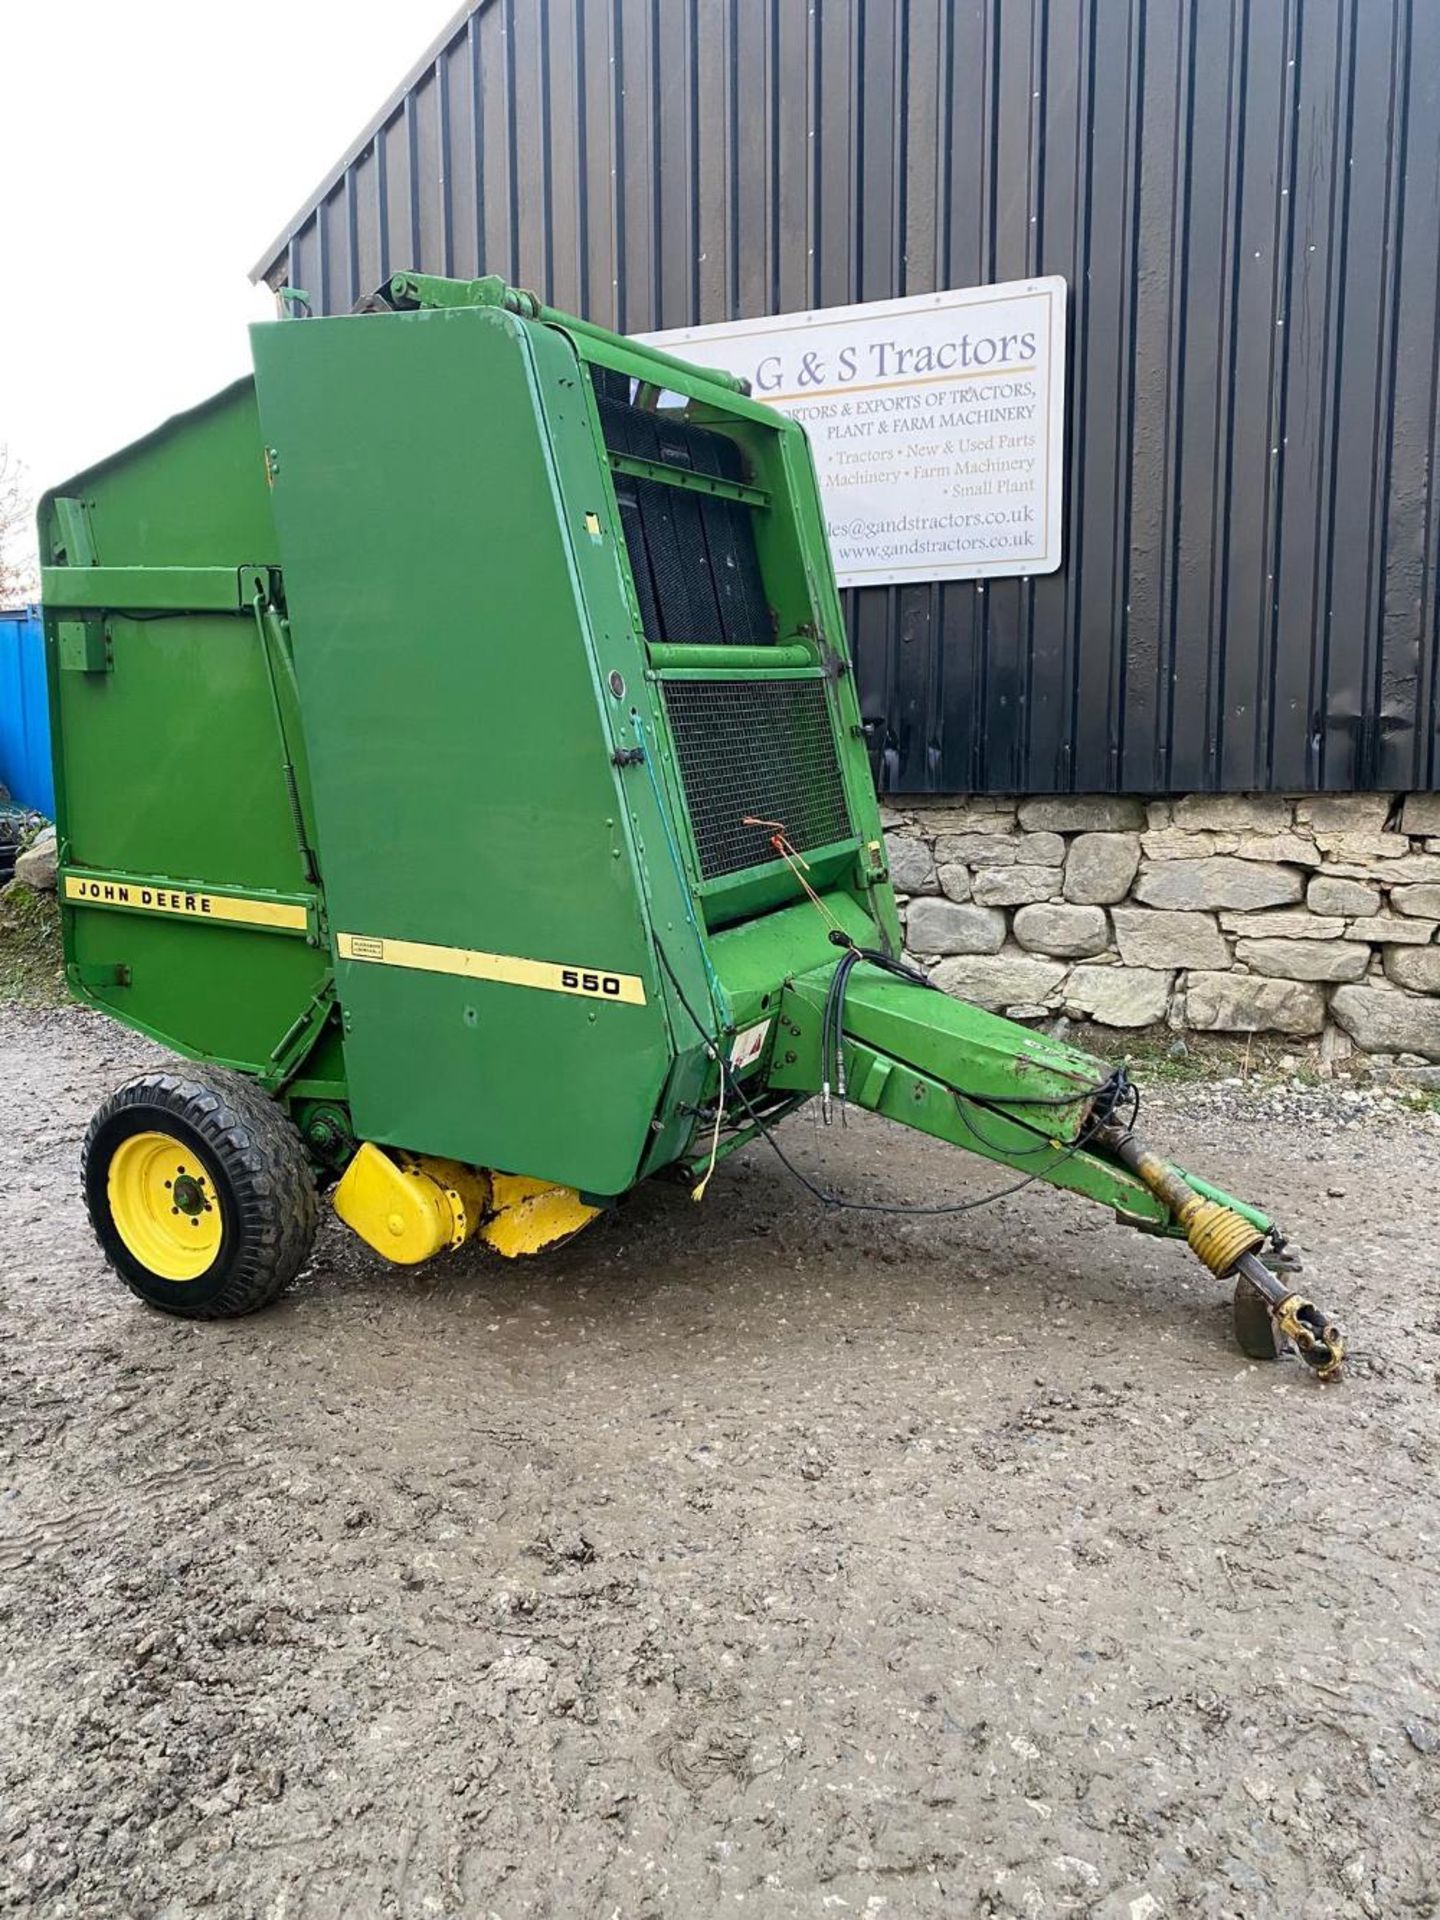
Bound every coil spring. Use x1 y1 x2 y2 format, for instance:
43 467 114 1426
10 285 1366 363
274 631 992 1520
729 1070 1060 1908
1179 1197 1266 1277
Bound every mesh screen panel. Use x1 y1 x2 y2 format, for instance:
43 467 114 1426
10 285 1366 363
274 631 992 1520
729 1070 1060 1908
661 678 854 880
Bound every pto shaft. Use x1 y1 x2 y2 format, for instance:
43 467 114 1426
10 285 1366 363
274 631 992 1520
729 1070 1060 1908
1093 1122 1343 1380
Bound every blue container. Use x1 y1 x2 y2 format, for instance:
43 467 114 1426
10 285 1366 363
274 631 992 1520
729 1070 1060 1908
0 605 54 817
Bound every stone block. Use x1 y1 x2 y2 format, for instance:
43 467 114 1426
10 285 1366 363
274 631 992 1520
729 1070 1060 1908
971 866 1055 907
1321 854 1440 885
1016 796 1146 832
1134 857 1303 911
1294 793 1394 834
1140 827 1318 866
1183 972 1326 1036
884 832 937 896
1064 965 1173 1027
1331 984 1440 1059
14 826 57 892
1319 1024 1355 1067
932 830 1063 869
1112 908 1230 969
1218 910 1344 939
936 865 973 902
1382 947 1440 995
911 801 1017 838
1018 832 1065 866
1382 952 1440 998
1012 902 1109 958
930 950 1069 1013
1343 914 1438 946
1313 830 1412 862
1233 938 1368 983
932 831 1016 869
904 898 1006 955
1062 832 1140 904
1140 829 1238 861
1400 794 1440 836
1237 833 1321 866
1369 1061 1440 1088
1391 884 1440 918
1307 876 1380 916
1171 794 1292 832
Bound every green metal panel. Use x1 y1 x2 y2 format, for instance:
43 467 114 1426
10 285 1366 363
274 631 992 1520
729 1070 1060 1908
54 611 311 893
709 891 878 1034
780 967 1109 1107
40 566 264 612
250 303 694 1195
44 380 279 565
69 916 328 1073
604 449 769 509
38 382 330 1075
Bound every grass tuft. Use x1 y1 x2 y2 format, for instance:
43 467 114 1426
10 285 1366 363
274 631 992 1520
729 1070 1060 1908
0 880 67 1007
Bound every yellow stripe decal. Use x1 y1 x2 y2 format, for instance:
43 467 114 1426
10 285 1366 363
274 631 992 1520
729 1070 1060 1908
337 931 647 1007
63 872 309 931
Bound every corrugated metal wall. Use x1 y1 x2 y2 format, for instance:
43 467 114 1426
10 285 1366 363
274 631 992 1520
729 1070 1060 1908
253 0 1440 796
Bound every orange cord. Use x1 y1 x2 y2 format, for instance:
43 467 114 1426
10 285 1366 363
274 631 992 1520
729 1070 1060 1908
743 817 849 937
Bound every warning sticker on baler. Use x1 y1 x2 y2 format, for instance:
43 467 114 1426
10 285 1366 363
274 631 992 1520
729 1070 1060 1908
729 1019 772 1072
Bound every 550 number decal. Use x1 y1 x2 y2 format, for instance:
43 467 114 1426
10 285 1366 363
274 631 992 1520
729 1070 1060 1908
561 968 624 997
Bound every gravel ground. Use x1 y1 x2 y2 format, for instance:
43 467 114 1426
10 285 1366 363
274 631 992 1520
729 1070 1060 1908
2 1001 1438 1919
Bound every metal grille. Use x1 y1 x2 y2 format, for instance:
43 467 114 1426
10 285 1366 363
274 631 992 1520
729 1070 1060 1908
661 677 854 880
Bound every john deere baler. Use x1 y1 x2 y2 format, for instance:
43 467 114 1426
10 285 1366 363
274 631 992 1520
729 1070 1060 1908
39 273 1340 1375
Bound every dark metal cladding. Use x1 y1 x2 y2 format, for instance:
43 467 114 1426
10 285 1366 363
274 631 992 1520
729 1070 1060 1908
252 0 1440 796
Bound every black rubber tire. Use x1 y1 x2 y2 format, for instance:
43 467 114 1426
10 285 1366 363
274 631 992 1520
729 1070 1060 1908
83 1069 317 1319
1232 1271 1282 1361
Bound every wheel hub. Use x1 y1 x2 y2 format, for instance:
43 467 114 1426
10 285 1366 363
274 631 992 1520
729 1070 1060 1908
107 1130 222 1281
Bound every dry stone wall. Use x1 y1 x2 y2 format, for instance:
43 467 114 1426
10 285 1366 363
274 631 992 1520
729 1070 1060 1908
883 793 1440 1070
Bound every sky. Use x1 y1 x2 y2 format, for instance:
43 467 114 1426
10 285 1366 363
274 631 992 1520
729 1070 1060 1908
0 0 460 513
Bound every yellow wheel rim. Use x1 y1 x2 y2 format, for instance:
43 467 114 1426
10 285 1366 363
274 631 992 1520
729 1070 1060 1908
107 1129 223 1282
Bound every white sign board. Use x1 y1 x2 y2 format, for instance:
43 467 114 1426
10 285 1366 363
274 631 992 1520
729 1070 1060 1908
642 277 1066 587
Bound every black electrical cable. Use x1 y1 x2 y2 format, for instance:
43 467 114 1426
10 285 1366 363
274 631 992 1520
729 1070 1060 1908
653 936 1130 1219
820 935 935 1112
949 1095 1081 1160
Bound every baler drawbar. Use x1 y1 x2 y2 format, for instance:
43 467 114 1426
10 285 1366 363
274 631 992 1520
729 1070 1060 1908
40 271 1341 1376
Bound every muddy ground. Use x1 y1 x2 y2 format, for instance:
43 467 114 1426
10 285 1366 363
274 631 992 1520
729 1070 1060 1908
2 1001 1438 1919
